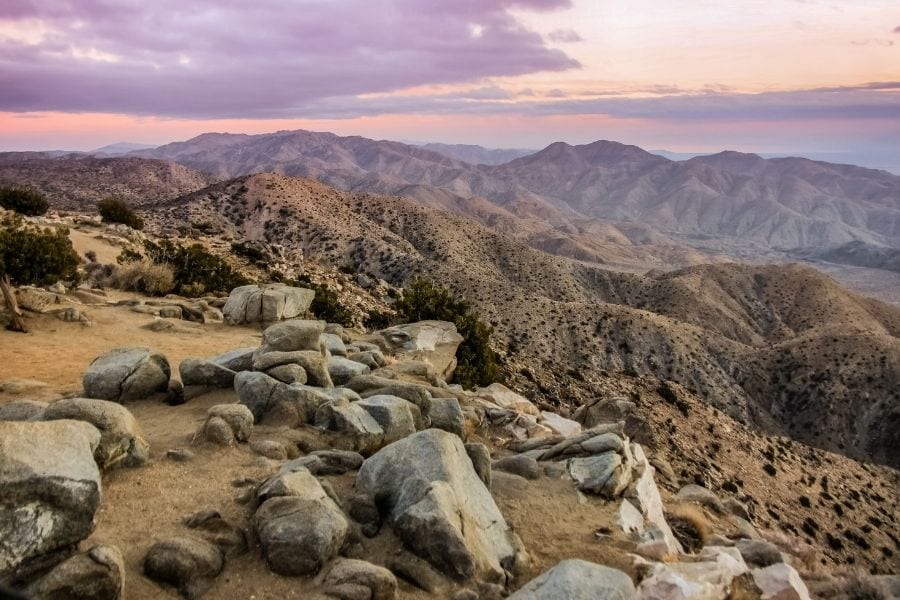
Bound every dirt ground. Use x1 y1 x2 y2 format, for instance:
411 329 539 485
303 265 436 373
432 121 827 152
0 306 635 599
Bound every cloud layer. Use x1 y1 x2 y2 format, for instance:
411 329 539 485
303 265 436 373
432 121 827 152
0 0 579 118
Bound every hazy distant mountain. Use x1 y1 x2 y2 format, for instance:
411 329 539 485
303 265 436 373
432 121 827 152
419 142 534 165
91 142 157 156
133 129 900 253
800 241 900 274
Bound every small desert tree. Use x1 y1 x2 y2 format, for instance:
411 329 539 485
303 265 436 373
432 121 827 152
98 197 144 230
0 215 79 331
0 185 49 216
395 277 501 389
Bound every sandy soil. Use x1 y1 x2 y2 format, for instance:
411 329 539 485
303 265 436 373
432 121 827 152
1 307 635 599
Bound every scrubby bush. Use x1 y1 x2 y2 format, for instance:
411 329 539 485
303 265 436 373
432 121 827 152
0 185 49 216
107 261 175 296
231 240 268 263
364 309 396 331
665 503 710 553
394 277 501 389
309 284 355 327
141 239 248 296
0 216 78 285
97 197 144 230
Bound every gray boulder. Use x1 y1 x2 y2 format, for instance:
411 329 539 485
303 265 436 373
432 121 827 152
508 559 636 600
83 347 170 402
222 284 315 325
322 333 348 357
0 399 48 421
465 442 492 488
567 451 632 497
493 455 541 480
428 397 466 439
25 545 124 600
315 402 385 455
253 350 333 387
355 395 418 445
258 319 325 353
266 364 307 385
234 371 280 422
365 321 463 381
676 484 725 514
348 351 386 370
143 536 224 598
209 347 255 372
356 429 525 583
0 420 101 580
179 359 236 389
279 451 365 476
322 558 398 600
43 398 149 469
197 404 254 445
736 538 784 568
328 356 371 386
254 470 349 576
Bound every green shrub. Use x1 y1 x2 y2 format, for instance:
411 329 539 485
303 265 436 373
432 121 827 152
395 277 501 389
0 185 49 216
108 261 175 296
142 239 248 296
364 309 396 331
97 198 144 230
0 216 78 285
231 240 268 263
116 247 143 264
309 284 355 327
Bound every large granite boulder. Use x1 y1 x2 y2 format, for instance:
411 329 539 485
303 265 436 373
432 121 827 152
356 429 525 583
365 321 463 381
355 395 419 445
83 347 170 402
42 398 150 469
254 469 349 576
222 284 315 325
508 559 636 600
0 420 102 581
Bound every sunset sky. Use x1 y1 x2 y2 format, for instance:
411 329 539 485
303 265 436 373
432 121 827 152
1 0 898 170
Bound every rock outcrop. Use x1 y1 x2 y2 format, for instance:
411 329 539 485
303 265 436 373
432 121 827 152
82 347 170 402
223 284 315 324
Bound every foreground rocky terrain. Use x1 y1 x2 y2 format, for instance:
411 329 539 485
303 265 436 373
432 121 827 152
2 277 898 599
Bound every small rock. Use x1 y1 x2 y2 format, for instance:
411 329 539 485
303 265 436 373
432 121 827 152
183 511 248 558
322 558 398 600
250 440 290 460
676 484 725 514
492 455 541 480
737 539 784 568
143 536 224 598
198 404 253 445
166 448 195 462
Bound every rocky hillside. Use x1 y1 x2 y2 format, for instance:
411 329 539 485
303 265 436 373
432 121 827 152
134 129 900 251
0 153 214 210
147 173 900 469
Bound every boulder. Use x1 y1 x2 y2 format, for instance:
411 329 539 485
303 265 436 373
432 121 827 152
83 347 170 402
279 450 365 476
222 284 315 324
321 333 348 357
508 559 636 600
356 429 525 583
183 510 248 559
355 395 418 445
737 539 784 568
465 442 492 487
429 397 466 439
476 383 539 416
540 411 581 437
366 321 463 380
253 350 333 387
266 364 307 385
315 402 385 455
143 536 224 598
322 558 398 600
567 450 633 497
42 398 150 469
637 552 747 600
625 444 682 557
179 359 236 389
493 455 541 480
234 371 281 422
0 399 48 421
0 420 101 580
254 472 349 576
348 351 386 370
197 404 253 445
258 319 325 353
751 563 811 600
209 347 255 372
24 545 124 600
328 356 371 386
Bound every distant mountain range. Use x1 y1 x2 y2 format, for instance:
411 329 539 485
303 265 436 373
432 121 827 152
131 129 900 253
418 143 534 165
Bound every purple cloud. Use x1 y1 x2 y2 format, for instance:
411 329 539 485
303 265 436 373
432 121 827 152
0 0 578 118
894 25 900 33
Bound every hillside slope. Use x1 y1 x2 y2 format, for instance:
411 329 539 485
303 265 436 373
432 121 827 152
150 173 900 468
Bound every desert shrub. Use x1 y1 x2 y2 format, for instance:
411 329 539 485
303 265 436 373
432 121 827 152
309 284 355 327
836 573 889 600
394 277 501 389
116 247 143 264
142 239 249 296
0 216 78 285
231 240 268 263
108 261 175 296
0 185 49 216
84 250 98 263
364 309 396 331
665 503 710 553
658 381 690 416
97 197 144 230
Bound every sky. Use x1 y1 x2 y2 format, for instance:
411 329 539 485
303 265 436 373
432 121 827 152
0 0 898 170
